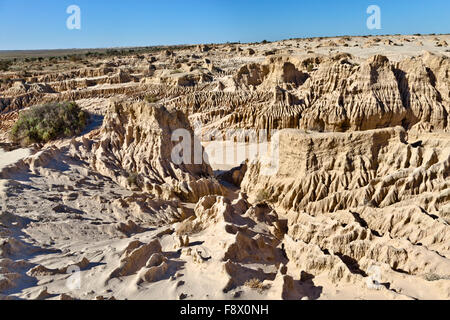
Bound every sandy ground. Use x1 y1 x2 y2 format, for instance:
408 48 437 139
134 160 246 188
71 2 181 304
0 145 277 300
0 148 30 169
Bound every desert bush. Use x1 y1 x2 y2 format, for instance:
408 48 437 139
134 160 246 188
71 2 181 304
423 273 450 281
439 205 450 224
10 102 89 146
144 94 159 103
69 55 82 62
255 189 271 203
244 278 270 293
126 172 139 186
0 60 12 71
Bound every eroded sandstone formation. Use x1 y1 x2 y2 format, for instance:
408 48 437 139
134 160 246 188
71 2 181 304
69 100 225 203
0 34 449 300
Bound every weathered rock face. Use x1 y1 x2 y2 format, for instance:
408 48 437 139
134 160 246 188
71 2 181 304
234 63 270 87
233 123 449 298
70 100 225 202
149 52 449 140
109 239 162 278
298 54 406 131
242 127 449 216
281 194 450 300
238 126 450 297
395 52 450 131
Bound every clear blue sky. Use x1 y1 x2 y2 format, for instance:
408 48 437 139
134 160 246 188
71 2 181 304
0 0 449 50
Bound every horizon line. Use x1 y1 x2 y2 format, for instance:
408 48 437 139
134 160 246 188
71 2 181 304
1 32 448 53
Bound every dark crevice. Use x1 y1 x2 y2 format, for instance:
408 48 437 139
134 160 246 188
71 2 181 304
419 207 439 220
410 140 423 148
335 253 368 277
393 68 410 109
426 67 437 89
349 210 368 228
349 210 381 237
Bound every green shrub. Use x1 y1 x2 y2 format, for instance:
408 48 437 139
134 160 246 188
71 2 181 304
423 273 450 281
0 60 12 71
69 55 82 62
144 94 159 103
10 102 89 146
126 172 139 186
255 189 271 203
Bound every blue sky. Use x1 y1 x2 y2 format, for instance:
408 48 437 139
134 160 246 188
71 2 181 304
0 0 449 50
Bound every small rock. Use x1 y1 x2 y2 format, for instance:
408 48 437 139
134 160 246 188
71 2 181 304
59 293 75 300
34 287 51 300
179 293 187 300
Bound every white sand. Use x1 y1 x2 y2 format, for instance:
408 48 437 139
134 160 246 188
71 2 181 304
0 148 30 194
